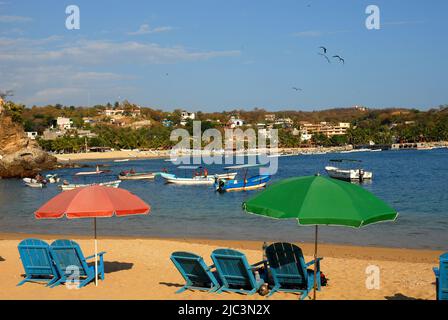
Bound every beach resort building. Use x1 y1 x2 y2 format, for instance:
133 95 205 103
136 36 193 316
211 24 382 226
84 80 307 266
274 117 294 128
300 122 351 138
103 106 141 118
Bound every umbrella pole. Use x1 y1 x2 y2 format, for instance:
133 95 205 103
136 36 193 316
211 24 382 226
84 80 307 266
94 218 98 287
313 225 318 300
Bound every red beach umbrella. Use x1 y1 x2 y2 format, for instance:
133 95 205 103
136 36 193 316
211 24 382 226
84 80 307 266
35 185 150 286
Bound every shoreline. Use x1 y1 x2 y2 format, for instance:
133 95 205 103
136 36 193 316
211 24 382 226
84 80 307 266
0 232 442 263
52 143 448 163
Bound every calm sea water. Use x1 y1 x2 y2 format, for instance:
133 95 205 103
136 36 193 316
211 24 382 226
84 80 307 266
0 149 447 250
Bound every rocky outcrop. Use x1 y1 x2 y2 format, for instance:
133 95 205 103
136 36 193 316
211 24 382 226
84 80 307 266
0 113 57 178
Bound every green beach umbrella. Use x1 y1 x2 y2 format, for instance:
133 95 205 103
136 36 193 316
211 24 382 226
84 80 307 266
242 175 398 299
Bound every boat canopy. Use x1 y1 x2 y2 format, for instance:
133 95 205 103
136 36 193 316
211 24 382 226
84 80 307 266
224 164 267 170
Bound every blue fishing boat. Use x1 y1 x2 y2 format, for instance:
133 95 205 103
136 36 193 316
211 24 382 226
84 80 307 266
215 164 271 192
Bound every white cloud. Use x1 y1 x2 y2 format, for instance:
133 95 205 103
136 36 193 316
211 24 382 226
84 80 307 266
127 24 174 35
0 15 32 23
0 35 240 105
0 37 240 65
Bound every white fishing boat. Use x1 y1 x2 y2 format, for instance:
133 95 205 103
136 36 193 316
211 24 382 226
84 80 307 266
45 174 60 183
23 178 46 188
59 180 121 191
160 166 237 185
160 173 215 185
118 171 155 180
114 159 130 163
325 159 372 182
75 165 105 176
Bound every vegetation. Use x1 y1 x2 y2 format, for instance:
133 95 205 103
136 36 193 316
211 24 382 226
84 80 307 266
2 96 448 152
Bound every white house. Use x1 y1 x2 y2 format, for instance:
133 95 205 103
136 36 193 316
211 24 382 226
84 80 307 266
56 117 73 130
180 111 196 126
26 132 38 140
228 116 244 128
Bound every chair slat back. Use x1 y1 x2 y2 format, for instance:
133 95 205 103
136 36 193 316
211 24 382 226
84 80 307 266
212 249 255 288
171 252 215 286
18 239 55 276
50 240 89 276
266 242 308 286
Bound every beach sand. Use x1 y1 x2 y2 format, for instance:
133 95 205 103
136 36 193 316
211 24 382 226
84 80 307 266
0 234 441 300
54 150 170 162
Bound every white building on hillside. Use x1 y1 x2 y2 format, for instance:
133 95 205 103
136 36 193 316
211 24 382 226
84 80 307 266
180 111 196 126
56 117 73 130
228 116 244 129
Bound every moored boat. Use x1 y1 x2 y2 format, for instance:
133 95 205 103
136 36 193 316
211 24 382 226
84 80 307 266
45 174 60 183
160 172 214 185
118 170 155 180
215 164 271 192
23 178 47 188
325 159 373 182
59 180 121 191
160 166 237 185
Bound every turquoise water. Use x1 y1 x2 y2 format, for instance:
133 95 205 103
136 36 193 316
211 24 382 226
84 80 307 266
0 149 447 250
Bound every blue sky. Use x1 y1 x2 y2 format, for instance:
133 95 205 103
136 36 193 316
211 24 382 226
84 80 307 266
0 0 447 111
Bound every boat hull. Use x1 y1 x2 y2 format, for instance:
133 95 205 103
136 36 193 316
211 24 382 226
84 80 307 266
325 166 373 181
160 172 237 185
118 173 155 180
216 175 271 192
59 180 121 191
23 178 46 188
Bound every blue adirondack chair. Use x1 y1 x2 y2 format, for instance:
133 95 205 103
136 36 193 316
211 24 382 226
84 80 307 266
265 242 323 299
211 248 265 295
17 238 60 287
433 252 448 300
50 239 106 288
170 251 220 293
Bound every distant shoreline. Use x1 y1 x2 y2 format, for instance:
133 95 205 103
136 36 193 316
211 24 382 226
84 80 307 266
52 143 448 162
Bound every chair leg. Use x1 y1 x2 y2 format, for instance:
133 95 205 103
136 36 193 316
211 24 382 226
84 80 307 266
299 289 310 300
267 285 279 297
17 277 30 286
46 277 62 288
215 286 225 294
175 285 188 294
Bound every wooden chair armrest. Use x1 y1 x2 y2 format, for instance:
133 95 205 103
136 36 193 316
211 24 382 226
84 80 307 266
85 251 107 260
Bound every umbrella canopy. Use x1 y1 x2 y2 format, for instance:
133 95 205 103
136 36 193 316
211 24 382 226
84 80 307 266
35 185 150 219
243 175 397 227
242 175 398 299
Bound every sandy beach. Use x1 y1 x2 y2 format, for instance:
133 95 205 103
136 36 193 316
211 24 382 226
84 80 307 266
0 233 441 300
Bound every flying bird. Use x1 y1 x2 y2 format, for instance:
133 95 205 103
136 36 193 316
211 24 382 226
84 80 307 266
319 46 327 54
292 87 302 91
318 53 331 63
333 55 345 64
